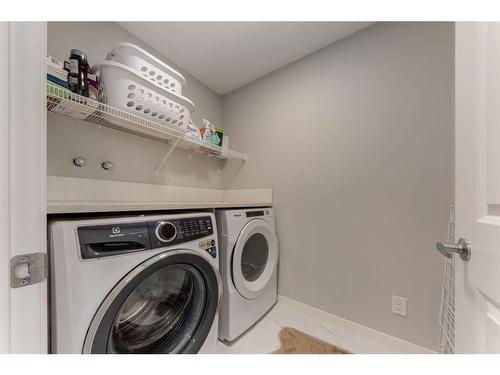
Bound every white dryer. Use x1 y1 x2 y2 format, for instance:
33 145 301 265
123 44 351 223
49 212 221 354
216 208 278 342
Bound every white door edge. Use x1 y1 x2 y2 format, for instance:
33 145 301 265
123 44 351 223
0 22 47 354
0 21 11 354
455 21 500 353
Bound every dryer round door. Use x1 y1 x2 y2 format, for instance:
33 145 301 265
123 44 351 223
83 250 221 354
231 219 278 300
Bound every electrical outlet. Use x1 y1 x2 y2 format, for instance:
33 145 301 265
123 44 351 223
392 295 407 317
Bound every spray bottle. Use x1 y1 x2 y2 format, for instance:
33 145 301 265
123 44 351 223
201 119 212 143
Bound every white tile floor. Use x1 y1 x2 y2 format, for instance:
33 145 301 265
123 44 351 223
214 298 409 354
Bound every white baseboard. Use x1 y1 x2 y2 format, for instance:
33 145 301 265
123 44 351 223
278 295 436 354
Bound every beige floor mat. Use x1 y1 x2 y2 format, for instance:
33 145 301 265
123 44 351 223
272 327 352 354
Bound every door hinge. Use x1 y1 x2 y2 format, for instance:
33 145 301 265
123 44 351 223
10 252 48 288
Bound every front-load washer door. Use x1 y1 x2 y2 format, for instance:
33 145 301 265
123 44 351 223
231 219 278 300
83 250 220 354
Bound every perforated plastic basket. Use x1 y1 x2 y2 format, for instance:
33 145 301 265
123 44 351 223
93 60 194 131
106 42 186 95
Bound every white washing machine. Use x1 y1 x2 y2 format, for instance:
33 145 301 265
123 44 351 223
216 208 278 342
49 212 221 354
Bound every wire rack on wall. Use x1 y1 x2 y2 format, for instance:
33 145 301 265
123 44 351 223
46 82 247 171
438 205 456 354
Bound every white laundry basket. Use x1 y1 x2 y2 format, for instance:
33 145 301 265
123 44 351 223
93 60 194 131
106 42 186 95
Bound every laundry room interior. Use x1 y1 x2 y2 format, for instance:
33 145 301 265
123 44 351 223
3 19 462 356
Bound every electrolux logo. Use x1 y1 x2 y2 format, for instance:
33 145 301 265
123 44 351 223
110 226 124 238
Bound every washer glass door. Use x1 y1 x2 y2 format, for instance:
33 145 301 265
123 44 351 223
85 252 219 354
109 264 204 353
232 219 278 300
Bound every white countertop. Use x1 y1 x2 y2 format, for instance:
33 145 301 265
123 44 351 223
48 201 272 214
47 176 272 214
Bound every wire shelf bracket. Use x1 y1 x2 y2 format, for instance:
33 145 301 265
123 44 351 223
155 138 180 175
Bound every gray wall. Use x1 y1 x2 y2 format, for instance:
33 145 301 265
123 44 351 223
222 22 454 350
47 22 224 188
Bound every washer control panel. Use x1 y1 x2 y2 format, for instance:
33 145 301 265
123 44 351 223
148 216 215 255
179 216 213 237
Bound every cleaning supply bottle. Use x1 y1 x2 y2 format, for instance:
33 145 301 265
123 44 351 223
211 127 221 146
65 49 89 97
201 119 212 144
212 128 223 147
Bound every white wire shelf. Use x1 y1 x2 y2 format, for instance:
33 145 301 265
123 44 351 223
46 82 247 162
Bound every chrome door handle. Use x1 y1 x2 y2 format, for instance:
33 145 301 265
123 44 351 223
436 238 471 261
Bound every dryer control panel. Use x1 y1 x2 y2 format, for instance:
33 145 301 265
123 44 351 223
245 209 271 217
148 216 214 251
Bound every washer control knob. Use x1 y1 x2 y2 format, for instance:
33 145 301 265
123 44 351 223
156 221 177 243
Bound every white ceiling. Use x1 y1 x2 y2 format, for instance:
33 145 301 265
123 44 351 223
119 22 373 95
